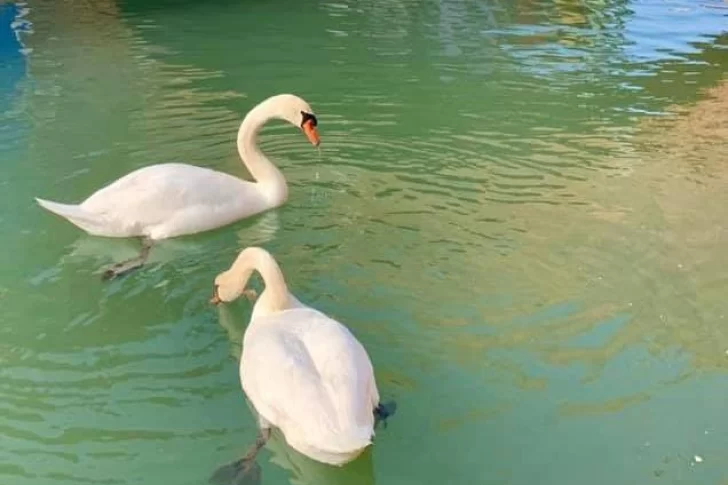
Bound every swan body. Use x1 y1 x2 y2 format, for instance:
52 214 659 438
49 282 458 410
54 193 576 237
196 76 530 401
212 247 381 466
35 94 320 240
37 164 266 239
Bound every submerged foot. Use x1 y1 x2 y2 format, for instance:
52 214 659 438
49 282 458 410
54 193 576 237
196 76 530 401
101 238 153 281
210 429 269 485
101 258 145 280
374 400 397 429
209 457 261 485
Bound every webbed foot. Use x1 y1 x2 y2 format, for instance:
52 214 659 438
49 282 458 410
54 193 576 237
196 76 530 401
101 237 153 280
374 400 397 429
209 428 270 485
209 457 261 485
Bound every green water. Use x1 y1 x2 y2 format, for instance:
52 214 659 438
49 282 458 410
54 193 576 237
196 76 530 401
2 0 728 483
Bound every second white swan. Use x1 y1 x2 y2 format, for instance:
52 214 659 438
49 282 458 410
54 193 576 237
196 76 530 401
35 94 320 279
210 247 393 483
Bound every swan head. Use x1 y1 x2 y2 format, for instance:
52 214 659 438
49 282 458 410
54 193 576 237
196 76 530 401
210 247 288 310
264 94 320 147
210 268 249 305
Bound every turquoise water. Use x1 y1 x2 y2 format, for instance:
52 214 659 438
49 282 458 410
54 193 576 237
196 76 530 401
2 0 728 484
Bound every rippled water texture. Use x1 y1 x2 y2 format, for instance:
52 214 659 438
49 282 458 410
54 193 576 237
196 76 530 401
1 1 728 484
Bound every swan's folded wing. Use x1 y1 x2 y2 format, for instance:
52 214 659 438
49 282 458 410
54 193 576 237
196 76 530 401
299 312 377 430
37 164 259 238
88 163 241 207
241 309 376 452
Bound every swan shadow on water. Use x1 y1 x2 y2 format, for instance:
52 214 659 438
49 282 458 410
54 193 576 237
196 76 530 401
267 432 377 485
59 211 280 280
215 302 247 360
63 235 202 268
212 305 395 485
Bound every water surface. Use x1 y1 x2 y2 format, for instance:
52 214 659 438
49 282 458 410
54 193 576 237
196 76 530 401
2 1 728 484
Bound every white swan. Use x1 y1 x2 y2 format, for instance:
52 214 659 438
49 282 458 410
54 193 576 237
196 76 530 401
209 247 393 482
35 94 320 279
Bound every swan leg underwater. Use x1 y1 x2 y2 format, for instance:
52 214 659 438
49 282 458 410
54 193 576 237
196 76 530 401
209 428 269 485
100 237 153 280
34 94 321 280
208 247 396 485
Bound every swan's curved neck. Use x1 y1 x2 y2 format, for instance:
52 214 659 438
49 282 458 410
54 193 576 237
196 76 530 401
237 105 288 205
232 247 290 312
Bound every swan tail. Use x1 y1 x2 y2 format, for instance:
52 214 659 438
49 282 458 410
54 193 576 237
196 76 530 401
318 426 374 458
35 198 108 235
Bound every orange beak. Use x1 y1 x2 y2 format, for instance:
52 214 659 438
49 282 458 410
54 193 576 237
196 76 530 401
302 119 320 147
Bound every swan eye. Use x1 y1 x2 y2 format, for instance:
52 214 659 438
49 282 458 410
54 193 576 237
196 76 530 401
301 111 318 128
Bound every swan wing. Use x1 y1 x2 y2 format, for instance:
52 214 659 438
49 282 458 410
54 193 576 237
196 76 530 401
241 308 377 454
78 163 266 238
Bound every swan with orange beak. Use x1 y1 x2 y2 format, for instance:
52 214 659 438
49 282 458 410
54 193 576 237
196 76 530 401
36 94 321 279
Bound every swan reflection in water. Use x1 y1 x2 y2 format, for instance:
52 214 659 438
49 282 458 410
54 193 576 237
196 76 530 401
267 431 376 485
213 304 378 485
211 428 377 485
59 211 280 277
